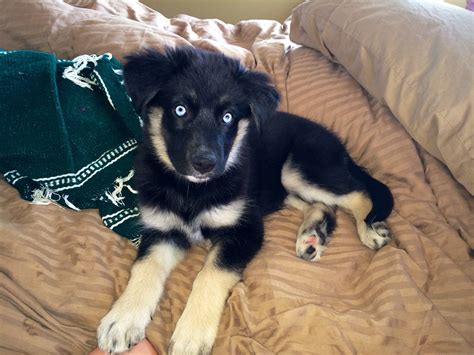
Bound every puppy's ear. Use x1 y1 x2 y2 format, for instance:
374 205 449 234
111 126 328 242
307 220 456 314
123 47 191 117
240 70 280 133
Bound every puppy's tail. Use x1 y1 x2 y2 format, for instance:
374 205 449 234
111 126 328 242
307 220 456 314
348 161 394 223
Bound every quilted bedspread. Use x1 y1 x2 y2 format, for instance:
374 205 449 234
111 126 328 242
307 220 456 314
1 1 473 353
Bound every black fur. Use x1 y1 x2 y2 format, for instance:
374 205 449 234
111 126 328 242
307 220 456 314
124 47 393 272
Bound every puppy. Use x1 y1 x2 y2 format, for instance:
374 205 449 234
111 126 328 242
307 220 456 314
97 47 393 354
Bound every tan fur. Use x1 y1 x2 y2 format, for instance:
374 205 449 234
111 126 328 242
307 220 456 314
340 192 390 249
340 191 373 225
225 119 249 170
169 248 240 355
284 194 310 211
148 107 175 171
98 243 185 352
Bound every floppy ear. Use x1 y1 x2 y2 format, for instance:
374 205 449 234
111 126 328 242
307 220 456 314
123 47 192 117
240 70 280 133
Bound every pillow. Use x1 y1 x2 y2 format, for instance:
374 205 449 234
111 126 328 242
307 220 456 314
290 0 474 194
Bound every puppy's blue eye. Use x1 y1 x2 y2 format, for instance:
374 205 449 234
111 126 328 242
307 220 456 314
175 105 187 117
222 112 233 124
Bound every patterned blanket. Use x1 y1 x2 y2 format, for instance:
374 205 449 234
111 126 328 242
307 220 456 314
0 49 143 245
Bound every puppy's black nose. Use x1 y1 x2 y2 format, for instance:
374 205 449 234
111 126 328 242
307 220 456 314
192 152 216 174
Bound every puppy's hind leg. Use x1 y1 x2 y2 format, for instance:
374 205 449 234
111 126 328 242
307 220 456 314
340 191 392 250
282 167 339 262
339 161 394 250
282 158 393 255
285 195 336 262
296 202 336 262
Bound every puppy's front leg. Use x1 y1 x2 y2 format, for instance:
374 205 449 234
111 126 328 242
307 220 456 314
98 238 186 353
169 247 240 355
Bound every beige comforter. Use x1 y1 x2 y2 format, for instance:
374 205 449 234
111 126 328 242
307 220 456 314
1 1 473 354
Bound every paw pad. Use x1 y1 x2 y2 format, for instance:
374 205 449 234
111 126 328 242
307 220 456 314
296 232 328 262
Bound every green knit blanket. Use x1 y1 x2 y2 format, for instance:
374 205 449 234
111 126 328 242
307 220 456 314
0 49 143 246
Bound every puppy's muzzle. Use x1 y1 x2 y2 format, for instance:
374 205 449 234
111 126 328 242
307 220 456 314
191 150 217 174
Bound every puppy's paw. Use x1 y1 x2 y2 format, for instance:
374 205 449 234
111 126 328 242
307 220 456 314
97 301 152 354
295 203 335 262
360 221 391 250
169 314 215 355
296 202 336 262
296 224 330 262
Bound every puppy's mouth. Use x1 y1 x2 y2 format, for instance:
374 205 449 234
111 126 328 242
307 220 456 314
169 159 222 183
184 174 212 183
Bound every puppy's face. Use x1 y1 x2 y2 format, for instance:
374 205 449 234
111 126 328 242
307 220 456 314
124 47 279 182
146 67 253 182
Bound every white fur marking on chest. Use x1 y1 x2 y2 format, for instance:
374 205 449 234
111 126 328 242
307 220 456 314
140 206 190 232
198 199 246 228
140 199 246 242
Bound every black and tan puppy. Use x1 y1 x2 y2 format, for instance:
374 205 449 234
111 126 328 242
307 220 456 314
97 47 393 354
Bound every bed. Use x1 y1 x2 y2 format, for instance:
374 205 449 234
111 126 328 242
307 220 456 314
1 0 473 353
